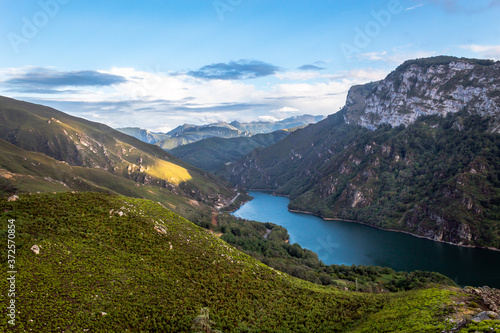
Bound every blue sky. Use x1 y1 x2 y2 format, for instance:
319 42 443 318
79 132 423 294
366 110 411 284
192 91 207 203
1 0 499 131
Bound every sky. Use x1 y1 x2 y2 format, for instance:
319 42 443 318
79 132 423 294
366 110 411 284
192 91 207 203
1 0 499 132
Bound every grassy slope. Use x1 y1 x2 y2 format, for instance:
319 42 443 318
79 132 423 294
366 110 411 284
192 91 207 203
0 192 473 332
0 95 236 199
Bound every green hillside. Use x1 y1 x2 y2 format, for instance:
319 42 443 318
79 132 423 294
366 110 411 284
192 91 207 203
1 192 494 332
0 95 243 222
220 110 500 249
170 130 290 172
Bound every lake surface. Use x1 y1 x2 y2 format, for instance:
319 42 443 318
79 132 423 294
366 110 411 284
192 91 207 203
232 191 500 288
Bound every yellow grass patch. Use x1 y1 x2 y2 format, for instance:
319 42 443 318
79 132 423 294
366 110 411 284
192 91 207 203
146 159 192 184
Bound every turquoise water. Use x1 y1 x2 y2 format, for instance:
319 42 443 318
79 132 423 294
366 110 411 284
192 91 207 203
232 191 500 288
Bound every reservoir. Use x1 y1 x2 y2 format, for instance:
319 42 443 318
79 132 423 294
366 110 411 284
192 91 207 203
232 191 500 288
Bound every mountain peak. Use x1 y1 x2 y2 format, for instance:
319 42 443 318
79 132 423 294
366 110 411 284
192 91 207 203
344 56 500 132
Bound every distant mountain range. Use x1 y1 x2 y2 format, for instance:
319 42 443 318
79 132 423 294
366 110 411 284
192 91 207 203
117 114 324 150
220 56 500 249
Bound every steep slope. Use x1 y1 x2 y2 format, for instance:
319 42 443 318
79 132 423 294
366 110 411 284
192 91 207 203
169 129 290 172
0 96 240 218
344 56 500 132
2 192 494 332
221 57 500 249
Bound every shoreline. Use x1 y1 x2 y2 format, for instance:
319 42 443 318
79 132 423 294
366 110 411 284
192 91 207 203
242 189 500 252
287 208 500 252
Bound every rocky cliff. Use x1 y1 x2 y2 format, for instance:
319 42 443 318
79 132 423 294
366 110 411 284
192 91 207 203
344 57 500 132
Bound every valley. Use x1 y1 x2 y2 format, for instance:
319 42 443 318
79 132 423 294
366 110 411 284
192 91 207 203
1 56 500 332
233 191 500 288
221 57 500 250
1 191 498 332
2 0 500 331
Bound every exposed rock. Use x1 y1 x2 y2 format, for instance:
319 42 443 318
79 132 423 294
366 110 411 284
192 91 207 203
344 57 500 133
465 287 500 313
154 225 167 235
220 56 500 249
471 311 499 322
30 245 40 255
7 195 19 202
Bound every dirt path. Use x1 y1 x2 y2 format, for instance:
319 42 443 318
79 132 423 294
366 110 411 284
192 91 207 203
211 211 218 226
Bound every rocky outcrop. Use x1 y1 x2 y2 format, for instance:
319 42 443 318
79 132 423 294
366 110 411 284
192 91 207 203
344 57 500 133
466 286 500 313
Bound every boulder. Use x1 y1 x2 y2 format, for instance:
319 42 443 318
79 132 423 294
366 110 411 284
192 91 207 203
31 245 40 255
7 195 19 202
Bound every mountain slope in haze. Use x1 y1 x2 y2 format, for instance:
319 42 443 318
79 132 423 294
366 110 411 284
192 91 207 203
220 57 500 249
119 114 324 149
156 123 251 150
114 127 170 144
2 191 493 332
0 96 241 220
169 129 291 173
228 114 325 133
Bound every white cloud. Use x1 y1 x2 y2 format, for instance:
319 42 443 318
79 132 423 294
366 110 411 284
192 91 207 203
357 49 438 64
460 44 500 60
0 66 391 132
258 115 280 122
270 107 301 113
347 68 388 81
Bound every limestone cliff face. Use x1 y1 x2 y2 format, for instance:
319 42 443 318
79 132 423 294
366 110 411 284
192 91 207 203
344 57 500 133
